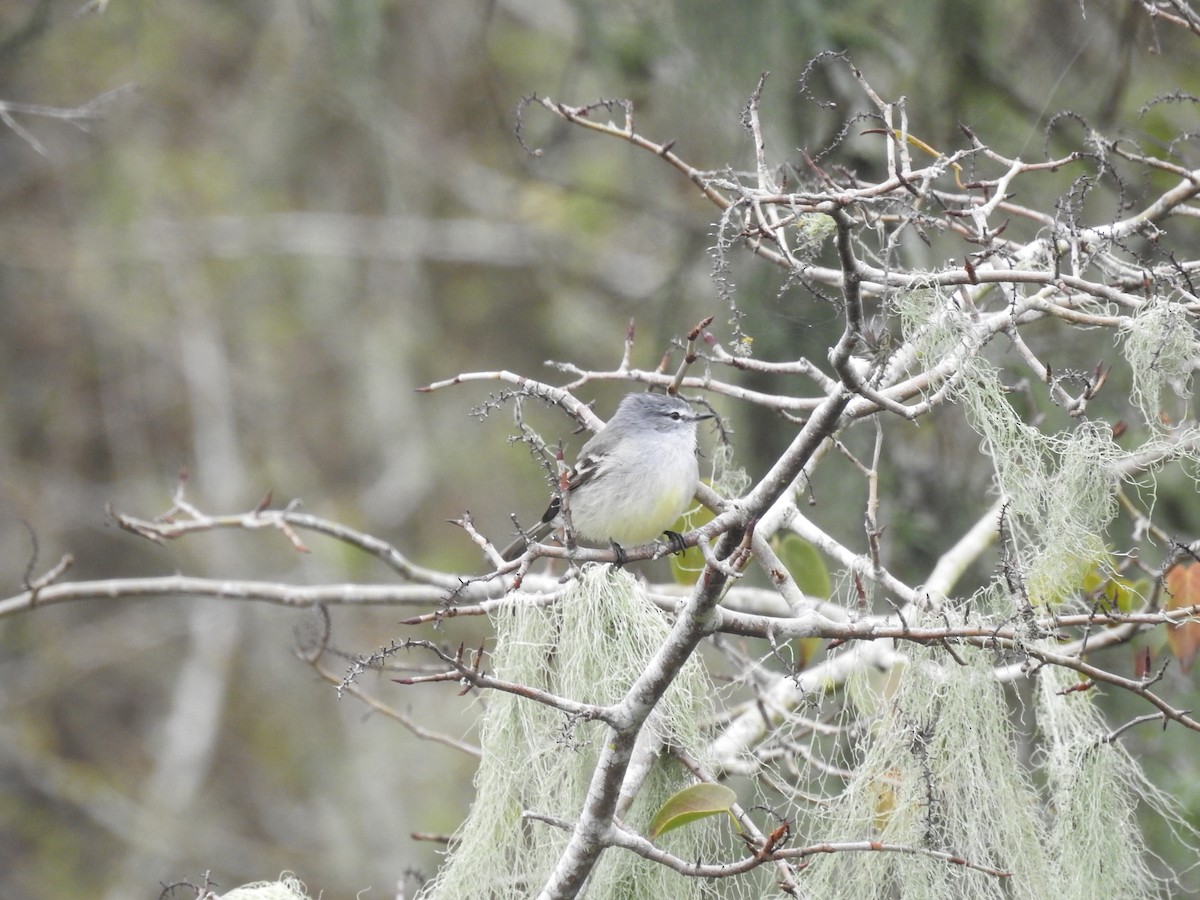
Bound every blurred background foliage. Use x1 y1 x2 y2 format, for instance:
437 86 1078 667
1 1 1198 897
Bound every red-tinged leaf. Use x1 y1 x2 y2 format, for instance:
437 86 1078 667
1134 645 1152 680
1167 562 1200 608
1165 563 1200 673
647 783 737 841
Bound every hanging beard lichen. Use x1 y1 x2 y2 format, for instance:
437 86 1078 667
417 566 758 899
802 629 1161 900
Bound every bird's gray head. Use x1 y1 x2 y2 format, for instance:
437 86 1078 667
610 392 713 434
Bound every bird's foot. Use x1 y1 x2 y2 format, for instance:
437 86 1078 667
662 530 688 556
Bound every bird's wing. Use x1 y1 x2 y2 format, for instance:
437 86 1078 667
567 451 605 492
532 449 608 525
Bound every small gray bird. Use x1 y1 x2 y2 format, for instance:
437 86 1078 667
501 392 713 561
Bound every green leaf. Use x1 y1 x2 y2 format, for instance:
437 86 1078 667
795 636 823 670
668 498 715 586
772 534 832 668
772 534 832 599
647 783 737 841
1080 556 1144 614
